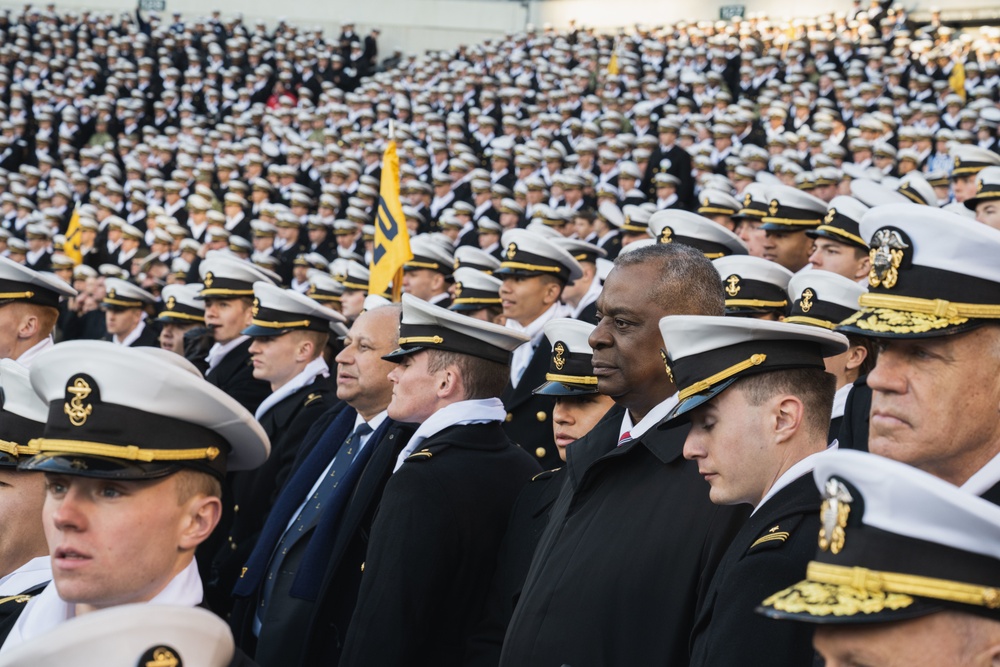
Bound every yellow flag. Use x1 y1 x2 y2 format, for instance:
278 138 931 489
608 48 619 77
63 204 82 265
949 61 966 101
369 139 412 301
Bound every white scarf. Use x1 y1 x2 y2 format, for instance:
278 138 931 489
205 335 249 372
394 398 507 472
0 559 202 654
0 556 51 596
14 336 53 368
254 356 329 421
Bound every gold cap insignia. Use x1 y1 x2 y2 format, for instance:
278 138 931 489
725 274 741 297
334 271 346 283
661 349 674 382
800 288 815 313
454 282 463 298
307 283 317 295
552 341 567 371
659 226 673 244
64 376 94 427
955 155 962 168
624 215 632 226
108 288 117 300
818 478 853 555
824 208 837 224
453 257 460 269
252 297 260 317
142 645 181 667
743 192 752 208
505 242 518 260
165 295 176 310
867 228 909 290
978 179 985 193
203 271 214 288
769 199 780 217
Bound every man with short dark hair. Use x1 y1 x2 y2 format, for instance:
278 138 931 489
339 294 539 666
659 315 848 667
101 278 159 347
499 244 747 667
0 256 76 367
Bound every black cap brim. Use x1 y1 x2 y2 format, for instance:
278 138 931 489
532 380 600 397
242 324 298 337
664 377 740 424
756 580 944 625
381 346 423 362
19 453 185 480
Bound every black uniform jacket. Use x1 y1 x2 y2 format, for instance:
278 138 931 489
689 473 821 667
465 466 563 667
501 339 561 469
498 405 749 667
207 380 336 615
231 403 415 667
836 375 871 452
338 421 540 667
204 338 272 414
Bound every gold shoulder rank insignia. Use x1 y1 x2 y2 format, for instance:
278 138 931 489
304 392 322 406
406 448 433 461
751 530 790 549
0 594 32 606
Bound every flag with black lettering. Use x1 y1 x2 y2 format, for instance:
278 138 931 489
370 139 412 301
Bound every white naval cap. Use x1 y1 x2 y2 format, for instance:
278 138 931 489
450 267 502 312
965 165 1000 210
524 220 565 239
840 202 1000 338
454 245 501 273
157 283 205 324
649 209 748 258
306 271 345 304
384 293 529 365
696 188 742 217
617 238 656 256
534 317 599 396
849 178 909 207
597 201 624 229
362 294 392 312
405 234 455 276
0 359 47 465
620 204 653 234
495 229 583 283
330 258 371 293
23 340 270 480
552 237 607 265
760 449 1000 625
659 315 848 418
760 184 827 231
0 254 77 309
785 270 867 330
896 171 937 207
102 277 156 309
950 143 1000 176
0 604 235 667
806 195 869 249
712 255 793 316
198 253 276 298
244 281 347 337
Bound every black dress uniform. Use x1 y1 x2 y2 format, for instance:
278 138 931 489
230 405 415 667
689 474 821 667
338 422 539 667
204 338 271 414
464 467 563 667
501 338 559 467
499 411 749 667
837 375 871 451
105 320 161 347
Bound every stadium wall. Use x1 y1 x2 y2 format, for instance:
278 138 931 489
31 0 996 57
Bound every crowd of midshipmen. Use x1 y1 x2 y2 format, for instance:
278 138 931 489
2 2 1000 665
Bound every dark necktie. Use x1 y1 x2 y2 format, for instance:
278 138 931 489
255 421 373 623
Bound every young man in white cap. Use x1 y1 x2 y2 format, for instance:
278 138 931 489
494 229 582 469
806 197 872 281
837 204 1000 503
658 316 849 666
207 282 346 614
0 361 52 608
338 294 539 667
0 341 268 666
500 243 747 667
101 277 159 347
198 254 274 413
402 236 454 307
760 450 1000 666
157 283 206 358
0 256 76 367
759 185 827 273
785 271 875 441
